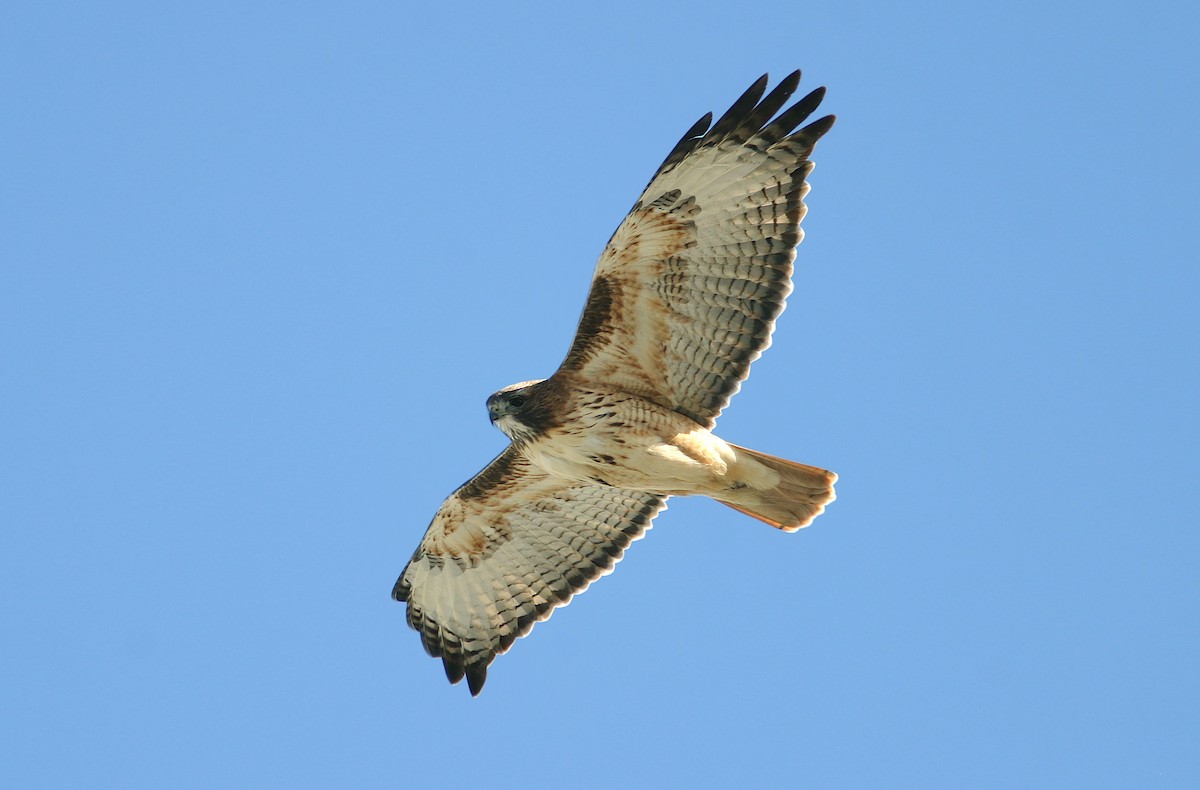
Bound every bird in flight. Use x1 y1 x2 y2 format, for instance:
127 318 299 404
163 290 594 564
394 71 837 695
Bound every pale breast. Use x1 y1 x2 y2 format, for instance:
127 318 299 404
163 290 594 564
522 387 732 494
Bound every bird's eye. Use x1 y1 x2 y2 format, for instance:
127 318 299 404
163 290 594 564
508 395 527 409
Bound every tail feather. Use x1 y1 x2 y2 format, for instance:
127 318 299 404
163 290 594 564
714 443 837 532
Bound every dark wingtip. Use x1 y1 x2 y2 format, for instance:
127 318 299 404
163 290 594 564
779 69 802 93
645 111 713 188
442 657 466 685
687 111 714 138
466 665 488 696
702 73 771 146
755 86 829 147
804 113 837 141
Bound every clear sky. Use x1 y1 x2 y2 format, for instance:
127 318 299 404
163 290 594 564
3 1 1198 787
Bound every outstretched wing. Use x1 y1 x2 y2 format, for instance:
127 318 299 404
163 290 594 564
393 447 666 695
556 71 835 427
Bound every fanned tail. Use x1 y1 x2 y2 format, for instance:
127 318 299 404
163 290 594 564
714 443 837 532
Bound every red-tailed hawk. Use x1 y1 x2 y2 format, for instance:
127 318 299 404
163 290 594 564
394 71 837 695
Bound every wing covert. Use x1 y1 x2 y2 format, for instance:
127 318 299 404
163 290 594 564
556 71 834 427
393 447 666 695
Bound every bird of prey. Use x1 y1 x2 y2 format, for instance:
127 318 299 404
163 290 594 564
394 71 837 696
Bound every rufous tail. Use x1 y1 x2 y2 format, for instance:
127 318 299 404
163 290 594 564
714 443 837 532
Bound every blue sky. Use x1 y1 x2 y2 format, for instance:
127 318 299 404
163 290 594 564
3 1 1198 787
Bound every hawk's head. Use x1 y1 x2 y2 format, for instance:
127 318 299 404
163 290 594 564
487 379 558 442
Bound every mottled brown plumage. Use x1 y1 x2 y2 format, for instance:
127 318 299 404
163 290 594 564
394 71 838 696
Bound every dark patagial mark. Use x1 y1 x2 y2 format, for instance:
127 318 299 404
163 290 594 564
560 275 618 372
457 448 521 502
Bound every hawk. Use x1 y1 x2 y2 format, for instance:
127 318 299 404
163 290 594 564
394 71 837 695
